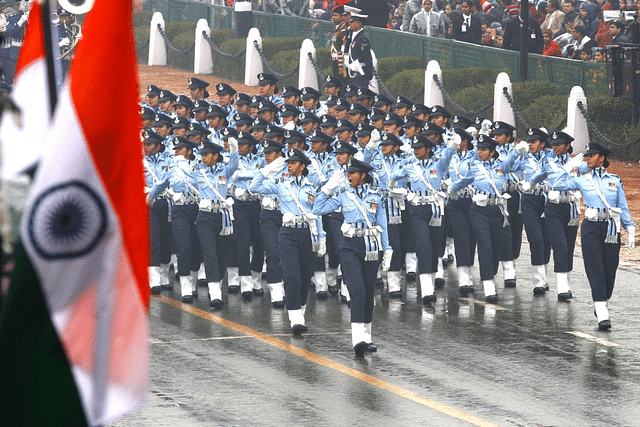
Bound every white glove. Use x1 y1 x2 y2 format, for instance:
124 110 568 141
366 129 381 151
447 133 461 150
480 119 492 136
380 249 393 272
563 153 584 173
261 156 285 177
18 13 28 27
321 168 344 195
515 141 529 155
59 37 70 48
317 237 327 257
228 137 239 154
626 226 636 250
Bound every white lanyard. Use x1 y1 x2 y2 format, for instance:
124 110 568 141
345 190 374 229
143 157 160 185
173 161 199 195
476 161 502 196
200 167 225 201
414 160 437 192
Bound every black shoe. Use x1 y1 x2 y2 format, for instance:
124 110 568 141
533 286 546 295
198 279 207 287
376 278 384 287
182 295 193 303
434 278 445 289
459 285 475 296
365 343 378 353
317 291 328 300
341 294 348 303
328 285 339 295
558 291 573 301
242 291 253 301
389 291 402 299
422 294 437 305
151 286 162 295
598 319 612 331
354 341 367 357
272 300 285 308
227 285 240 294
485 294 499 303
406 272 416 282
253 288 264 296
292 324 306 335
209 299 223 309
504 279 517 288
544 283 550 291
160 284 173 291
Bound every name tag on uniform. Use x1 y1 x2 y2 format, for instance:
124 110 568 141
531 33 536 39
461 24 467 32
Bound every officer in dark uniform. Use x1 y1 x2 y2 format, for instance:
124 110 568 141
551 143 635 330
250 149 323 335
314 159 392 356
196 139 239 309
345 11 373 89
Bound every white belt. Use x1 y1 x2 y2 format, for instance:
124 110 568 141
173 192 198 205
585 207 612 221
282 215 308 227
234 187 259 201
548 190 577 204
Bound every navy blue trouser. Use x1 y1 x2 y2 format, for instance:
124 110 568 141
506 190 523 259
400 205 416 257
410 204 443 274
329 212 345 267
469 204 503 281
581 220 620 302
522 193 551 266
196 210 226 283
387 223 402 271
279 227 315 310
172 204 202 276
340 236 380 323
260 208 283 284
150 199 172 266
545 201 578 273
445 197 476 267
438 211 451 257
233 199 264 275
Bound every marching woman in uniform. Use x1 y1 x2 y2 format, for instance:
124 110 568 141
148 136 203 303
390 135 458 304
258 140 288 308
143 130 173 295
530 131 587 301
551 143 635 330
195 139 239 309
450 135 525 302
513 128 553 295
314 159 392 356
249 149 325 335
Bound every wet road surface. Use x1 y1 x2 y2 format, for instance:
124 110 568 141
113 246 640 427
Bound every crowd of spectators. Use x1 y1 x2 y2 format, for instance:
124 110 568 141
263 0 640 63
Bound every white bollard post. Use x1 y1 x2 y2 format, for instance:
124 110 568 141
148 12 167 66
245 28 264 87
369 49 379 93
493 72 516 130
424 60 444 107
299 39 318 90
566 86 589 154
194 19 213 75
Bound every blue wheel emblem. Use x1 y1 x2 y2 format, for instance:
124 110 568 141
28 181 108 260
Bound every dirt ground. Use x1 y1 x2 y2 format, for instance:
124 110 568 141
138 64 640 263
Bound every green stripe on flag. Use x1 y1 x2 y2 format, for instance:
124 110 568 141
0 245 87 427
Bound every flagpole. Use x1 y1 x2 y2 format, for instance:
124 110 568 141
40 0 58 116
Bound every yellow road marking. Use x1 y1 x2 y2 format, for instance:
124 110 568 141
565 331 620 347
153 295 499 427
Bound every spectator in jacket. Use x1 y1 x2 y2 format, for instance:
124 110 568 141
409 0 446 36
502 1 544 53
610 19 631 43
402 0 423 31
451 0 483 43
542 28 564 56
579 2 600 38
541 0 565 37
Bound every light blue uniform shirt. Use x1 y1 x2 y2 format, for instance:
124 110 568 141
195 151 239 201
148 155 199 200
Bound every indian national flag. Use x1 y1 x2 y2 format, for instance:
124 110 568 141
0 0 150 425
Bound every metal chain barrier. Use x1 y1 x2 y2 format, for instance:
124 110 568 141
409 87 425 102
433 75 492 116
373 68 396 99
253 40 299 79
137 36 150 53
307 52 326 81
157 23 195 55
202 31 246 58
575 101 640 150
502 87 529 128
